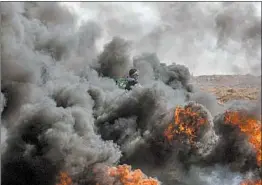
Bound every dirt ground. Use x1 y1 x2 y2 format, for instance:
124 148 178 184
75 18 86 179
190 75 261 104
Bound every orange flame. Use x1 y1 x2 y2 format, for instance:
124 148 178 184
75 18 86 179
224 111 261 166
108 164 159 185
56 172 72 185
239 179 262 185
164 106 208 144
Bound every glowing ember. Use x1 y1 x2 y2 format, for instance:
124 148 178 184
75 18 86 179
56 172 72 185
164 105 208 144
224 111 261 166
239 179 262 185
108 164 159 185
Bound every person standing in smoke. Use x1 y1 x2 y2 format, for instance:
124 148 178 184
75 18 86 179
116 68 141 90
125 68 140 90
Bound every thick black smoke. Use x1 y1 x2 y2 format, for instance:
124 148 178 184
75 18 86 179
1 2 121 184
133 53 193 92
2 156 58 185
203 108 260 173
1 2 261 185
96 36 131 78
96 92 219 184
63 2 261 75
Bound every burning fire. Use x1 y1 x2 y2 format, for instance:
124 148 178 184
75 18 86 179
164 105 208 144
56 172 72 185
239 179 262 185
224 111 261 166
108 164 159 185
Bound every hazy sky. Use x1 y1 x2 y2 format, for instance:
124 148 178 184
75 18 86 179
61 2 261 76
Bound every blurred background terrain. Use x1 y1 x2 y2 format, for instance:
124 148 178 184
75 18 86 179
191 75 261 104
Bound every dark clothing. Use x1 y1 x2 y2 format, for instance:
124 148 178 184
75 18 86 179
125 77 138 90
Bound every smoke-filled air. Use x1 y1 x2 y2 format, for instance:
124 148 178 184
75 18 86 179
1 2 261 185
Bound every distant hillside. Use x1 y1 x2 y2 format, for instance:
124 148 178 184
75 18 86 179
190 75 261 103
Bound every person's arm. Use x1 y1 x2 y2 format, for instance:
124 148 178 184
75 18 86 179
126 79 142 90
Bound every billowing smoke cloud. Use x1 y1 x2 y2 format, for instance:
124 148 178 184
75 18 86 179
96 36 131 78
1 2 120 185
185 165 245 185
133 53 193 91
65 2 261 76
1 2 261 185
189 90 225 117
139 2 261 76
0 93 6 116
204 108 261 173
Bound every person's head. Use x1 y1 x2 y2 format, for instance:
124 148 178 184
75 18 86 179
129 68 139 80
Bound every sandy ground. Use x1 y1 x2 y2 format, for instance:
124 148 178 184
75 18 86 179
190 75 261 104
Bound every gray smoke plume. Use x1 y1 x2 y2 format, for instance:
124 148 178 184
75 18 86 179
136 2 261 76
1 2 121 185
189 90 225 117
0 93 6 116
1 2 261 185
96 36 132 78
111 102 219 185
133 52 193 92
204 107 261 174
